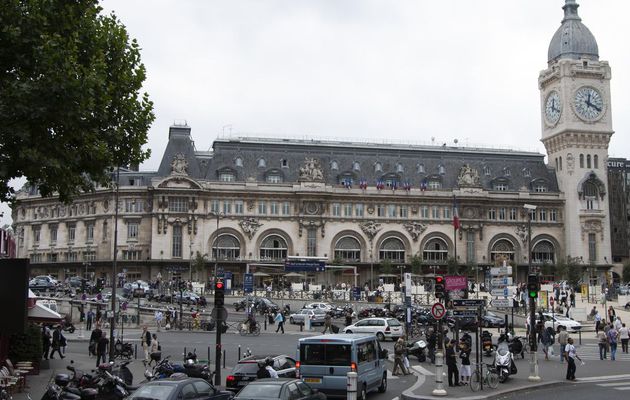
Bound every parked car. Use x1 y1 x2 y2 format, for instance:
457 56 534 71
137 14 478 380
343 317 404 341
444 311 478 331
226 354 297 392
539 312 582 332
122 280 151 297
289 309 326 326
234 378 325 400
127 377 232 400
29 276 58 291
480 311 506 328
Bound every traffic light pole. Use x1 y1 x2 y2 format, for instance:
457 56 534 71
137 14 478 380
528 295 540 381
214 280 225 386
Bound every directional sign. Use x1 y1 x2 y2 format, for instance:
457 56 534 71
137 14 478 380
491 298 512 308
452 299 486 308
491 277 513 286
431 302 446 320
491 288 514 297
243 273 254 293
452 310 478 318
490 266 513 275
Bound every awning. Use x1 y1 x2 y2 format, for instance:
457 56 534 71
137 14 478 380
28 302 63 324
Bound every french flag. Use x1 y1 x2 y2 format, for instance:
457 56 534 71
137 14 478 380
359 179 368 190
420 179 427 192
453 195 461 230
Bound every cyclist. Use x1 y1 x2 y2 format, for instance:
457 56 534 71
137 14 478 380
247 312 258 333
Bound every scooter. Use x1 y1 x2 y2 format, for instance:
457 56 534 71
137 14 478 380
406 339 427 362
494 341 515 383
481 331 494 356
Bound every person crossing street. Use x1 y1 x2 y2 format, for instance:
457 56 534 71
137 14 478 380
564 337 582 381
274 311 285 334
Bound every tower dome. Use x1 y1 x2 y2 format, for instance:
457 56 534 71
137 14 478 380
547 0 598 65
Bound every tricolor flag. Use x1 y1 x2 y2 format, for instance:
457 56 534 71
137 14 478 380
453 195 460 230
376 179 385 190
403 181 411 191
420 179 427 191
359 179 368 190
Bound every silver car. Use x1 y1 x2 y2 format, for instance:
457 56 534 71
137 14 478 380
289 309 326 326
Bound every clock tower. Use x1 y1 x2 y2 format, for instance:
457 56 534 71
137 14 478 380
539 0 613 265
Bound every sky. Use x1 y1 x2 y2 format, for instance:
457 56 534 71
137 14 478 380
2 0 629 226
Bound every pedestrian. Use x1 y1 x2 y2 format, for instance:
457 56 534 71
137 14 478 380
42 325 51 360
557 327 569 363
392 338 409 376
141 325 152 361
540 326 554 361
459 343 471 385
96 332 108 367
427 328 436 364
564 337 582 380
345 309 353 327
595 312 602 334
613 316 622 331
608 327 618 361
60 330 67 356
155 310 163 332
86 309 94 331
570 290 576 307
49 326 65 359
274 311 285 334
597 328 608 360
445 339 459 387
322 312 332 334
149 333 160 365
89 325 102 356
608 306 616 324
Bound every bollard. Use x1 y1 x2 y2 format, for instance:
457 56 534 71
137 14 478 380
579 330 582 345
432 352 447 396
264 314 267 331
238 345 241 361
346 371 357 400
135 344 138 359
208 347 211 366
223 349 226 369
184 347 187 361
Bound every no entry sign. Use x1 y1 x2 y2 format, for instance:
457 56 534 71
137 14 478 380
431 302 446 320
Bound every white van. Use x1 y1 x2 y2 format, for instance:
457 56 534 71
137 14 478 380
297 334 388 399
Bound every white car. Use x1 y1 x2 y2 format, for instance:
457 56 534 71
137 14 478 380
303 302 334 311
541 313 582 332
343 317 404 341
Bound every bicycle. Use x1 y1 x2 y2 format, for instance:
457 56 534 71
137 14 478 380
238 321 261 336
470 363 499 391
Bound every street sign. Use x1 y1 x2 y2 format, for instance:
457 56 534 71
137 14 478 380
243 273 254 293
431 302 446 320
452 310 478 318
491 288 514 297
445 276 467 291
491 277 513 286
490 266 513 275
452 299 486 308
491 298 512 308
211 307 228 321
285 261 326 272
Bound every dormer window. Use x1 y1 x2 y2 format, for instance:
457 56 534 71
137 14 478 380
330 160 339 171
266 174 282 183
257 158 266 168
235 157 243 167
353 161 361 172
219 172 235 182
281 159 289 168
416 163 425 174
504 167 511 177
534 184 547 193
483 165 491 176
396 163 404 173
523 168 531 178
374 162 383 173
438 165 445 175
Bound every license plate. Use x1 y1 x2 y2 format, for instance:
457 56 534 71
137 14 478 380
303 377 321 384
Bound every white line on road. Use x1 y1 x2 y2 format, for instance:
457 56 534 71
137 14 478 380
577 374 630 382
412 364 435 376
596 382 630 387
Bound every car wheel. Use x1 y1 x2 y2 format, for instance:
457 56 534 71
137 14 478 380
376 332 385 341
346 330 353 334
359 383 368 400
289 317 294 324
378 372 387 393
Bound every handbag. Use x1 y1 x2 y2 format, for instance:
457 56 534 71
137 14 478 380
403 356 410 370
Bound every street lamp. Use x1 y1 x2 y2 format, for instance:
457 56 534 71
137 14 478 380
369 249 373 289
109 166 121 360
523 203 540 382
189 241 194 281
209 212 225 280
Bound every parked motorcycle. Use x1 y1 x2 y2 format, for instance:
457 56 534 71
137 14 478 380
406 339 427 362
506 333 527 359
481 330 494 356
494 339 516 383
113 340 133 359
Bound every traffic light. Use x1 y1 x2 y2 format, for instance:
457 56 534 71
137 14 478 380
527 274 539 299
434 276 445 299
214 279 225 307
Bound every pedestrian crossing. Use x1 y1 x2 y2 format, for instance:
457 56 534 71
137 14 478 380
574 343 630 362
596 380 630 391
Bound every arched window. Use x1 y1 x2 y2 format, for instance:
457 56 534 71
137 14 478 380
579 154 584 168
504 167 511 177
584 182 599 210
259 234 288 261
423 238 448 262
483 165 491 176
531 240 555 264
587 154 592 169
523 168 531 178
594 155 599 169
490 239 515 262
396 163 404 173
212 234 240 260
235 157 243 167
379 237 405 262
438 165 445 175
334 236 361 263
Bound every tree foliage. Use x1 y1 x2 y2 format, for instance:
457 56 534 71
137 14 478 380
446 257 458 275
0 0 154 203
192 251 208 281
379 259 393 275
410 254 423 275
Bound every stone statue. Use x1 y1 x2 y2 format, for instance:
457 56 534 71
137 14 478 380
515 224 528 245
360 221 382 241
403 222 427 242
239 218 263 240
171 153 188 176
457 164 480 187
298 157 324 182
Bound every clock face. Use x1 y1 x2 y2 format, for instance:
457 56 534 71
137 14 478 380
544 91 561 124
574 87 604 121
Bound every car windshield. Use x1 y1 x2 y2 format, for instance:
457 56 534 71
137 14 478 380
486 312 498 317
555 316 571 321
300 344 351 366
387 319 402 326
237 384 282 398
129 385 175 400
232 362 260 374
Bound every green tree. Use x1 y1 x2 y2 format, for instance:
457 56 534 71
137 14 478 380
446 257 458 275
622 261 630 283
410 253 423 275
191 251 208 281
0 0 154 203
554 260 568 280
379 259 393 275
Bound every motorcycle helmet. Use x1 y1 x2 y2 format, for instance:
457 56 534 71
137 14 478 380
186 359 195 366
265 357 274 366
80 388 98 400
257 360 266 368
54 373 70 387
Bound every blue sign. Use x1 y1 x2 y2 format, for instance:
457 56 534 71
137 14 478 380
244 273 254 293
285 261 326 272
352 287 361 301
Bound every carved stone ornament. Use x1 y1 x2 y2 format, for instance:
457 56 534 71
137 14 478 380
403 222 427 242
171 153 189 176
298 157 324 182
581 220 604 240
360 221 382 241
566 153 575 175
515 224 528 245
239 218 263 240
297 219 325 237
457 164 481 187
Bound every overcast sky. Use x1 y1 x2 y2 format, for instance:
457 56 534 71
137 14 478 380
2 0 629 226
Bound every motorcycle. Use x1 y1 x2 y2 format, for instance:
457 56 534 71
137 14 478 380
406 339 427 362
506 333 527 359
113 340 133 359
494 340 516 383
481 331 494 356
62 322 76 334
169 350 212 382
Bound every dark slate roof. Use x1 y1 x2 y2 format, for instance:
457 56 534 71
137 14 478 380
149 126 559 193
548 0 599 64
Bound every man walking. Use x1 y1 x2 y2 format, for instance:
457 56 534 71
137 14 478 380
322 312 332 334
392 338 409 376
86 309 94 331
49 326 65 359
557 327 569 362
445 340 459 387
619 323 629 353
597 328 608 360
96 332 109 367
141 326 152 361
565 337 582 380
274 311 285 334
608 327 618 361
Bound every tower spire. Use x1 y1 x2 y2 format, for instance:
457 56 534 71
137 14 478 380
562 0 581 23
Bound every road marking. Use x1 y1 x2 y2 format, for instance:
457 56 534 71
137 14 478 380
412 364 435 376
577 374 630 382
386 371 399 380
596 382 630 387
391 397 399 400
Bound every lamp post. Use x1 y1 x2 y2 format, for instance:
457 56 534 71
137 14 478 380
209 212 224 280
524 203 540 382
109 166 121 360
189 241 194 281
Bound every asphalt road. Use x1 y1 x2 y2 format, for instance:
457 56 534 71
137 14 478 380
498 376 630 399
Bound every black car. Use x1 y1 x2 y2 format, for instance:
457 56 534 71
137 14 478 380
234 378 325 400
226 355 297 392
480 311 506 328
29 277 58 291
128 377 233 400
